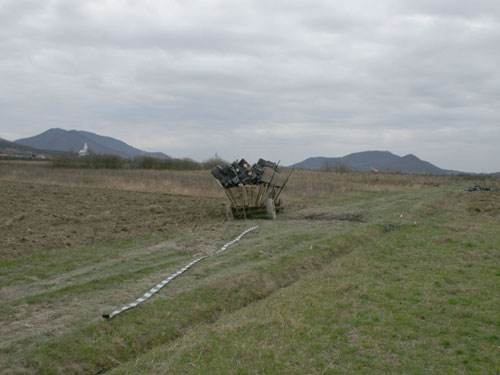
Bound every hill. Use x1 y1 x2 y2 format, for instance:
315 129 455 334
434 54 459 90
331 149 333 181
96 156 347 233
0 137 64 158
292 151 455 175
15 128 170 159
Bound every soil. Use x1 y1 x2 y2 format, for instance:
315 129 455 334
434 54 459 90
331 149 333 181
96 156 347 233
301 212 367 222
0 181 226 258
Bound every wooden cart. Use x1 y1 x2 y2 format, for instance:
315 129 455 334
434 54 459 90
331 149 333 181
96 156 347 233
216 167 293 220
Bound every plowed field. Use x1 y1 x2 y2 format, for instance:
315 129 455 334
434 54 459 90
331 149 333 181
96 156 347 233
0 181 225 258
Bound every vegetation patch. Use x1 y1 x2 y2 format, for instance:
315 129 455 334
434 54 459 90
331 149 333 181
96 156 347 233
302 212 367 222
108 194 499 375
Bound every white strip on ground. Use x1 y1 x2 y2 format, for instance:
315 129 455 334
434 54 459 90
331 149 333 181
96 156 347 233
103 225 259 319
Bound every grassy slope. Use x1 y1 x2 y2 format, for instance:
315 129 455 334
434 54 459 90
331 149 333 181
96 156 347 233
109 190 499 375
1 185 498 374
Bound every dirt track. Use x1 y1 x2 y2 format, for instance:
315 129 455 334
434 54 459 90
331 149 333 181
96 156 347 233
0 181 225 257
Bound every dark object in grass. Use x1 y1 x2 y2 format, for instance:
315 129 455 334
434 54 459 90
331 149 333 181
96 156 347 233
302 212 366 222
381 223 405 233
466 185 493 192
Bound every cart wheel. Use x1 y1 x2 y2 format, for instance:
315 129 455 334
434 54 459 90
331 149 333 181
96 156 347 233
266 198 276 220
225 204 234 220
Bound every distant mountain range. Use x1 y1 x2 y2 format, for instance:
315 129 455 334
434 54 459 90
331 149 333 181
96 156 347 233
291 151 460 175
15 129 170 159
2 131 499 175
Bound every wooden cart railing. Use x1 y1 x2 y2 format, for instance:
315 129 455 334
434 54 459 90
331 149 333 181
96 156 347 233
215 167 293 219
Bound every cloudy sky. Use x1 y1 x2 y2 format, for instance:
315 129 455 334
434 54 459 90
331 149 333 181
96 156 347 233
1 0 499 172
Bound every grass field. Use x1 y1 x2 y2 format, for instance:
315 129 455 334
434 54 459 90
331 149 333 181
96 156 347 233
0 162 498 374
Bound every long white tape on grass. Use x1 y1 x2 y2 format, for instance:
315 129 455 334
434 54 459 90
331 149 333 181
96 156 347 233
103 225 259 319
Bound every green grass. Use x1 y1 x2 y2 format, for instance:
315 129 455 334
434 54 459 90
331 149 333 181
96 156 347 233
21 225 374 375
107 196 499 375
0 234 174 287
1 186 498 374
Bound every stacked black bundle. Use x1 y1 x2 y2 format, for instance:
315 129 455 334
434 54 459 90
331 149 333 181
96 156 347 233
211 158 280 188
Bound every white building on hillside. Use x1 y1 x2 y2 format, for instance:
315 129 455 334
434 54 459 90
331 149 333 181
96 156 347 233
78 143 89 157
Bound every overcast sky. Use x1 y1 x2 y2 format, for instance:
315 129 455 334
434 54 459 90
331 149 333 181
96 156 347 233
1 0 499 172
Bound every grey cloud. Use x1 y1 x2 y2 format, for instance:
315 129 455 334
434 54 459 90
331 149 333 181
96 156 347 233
0 0 499 172
392 0 500 19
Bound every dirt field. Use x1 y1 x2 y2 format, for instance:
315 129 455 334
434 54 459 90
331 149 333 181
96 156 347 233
0 180 226 258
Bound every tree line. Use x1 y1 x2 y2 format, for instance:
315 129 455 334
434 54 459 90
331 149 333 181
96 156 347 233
51 153 227 170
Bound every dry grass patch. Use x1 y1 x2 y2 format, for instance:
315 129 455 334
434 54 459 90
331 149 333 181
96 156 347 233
1 162 488 201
